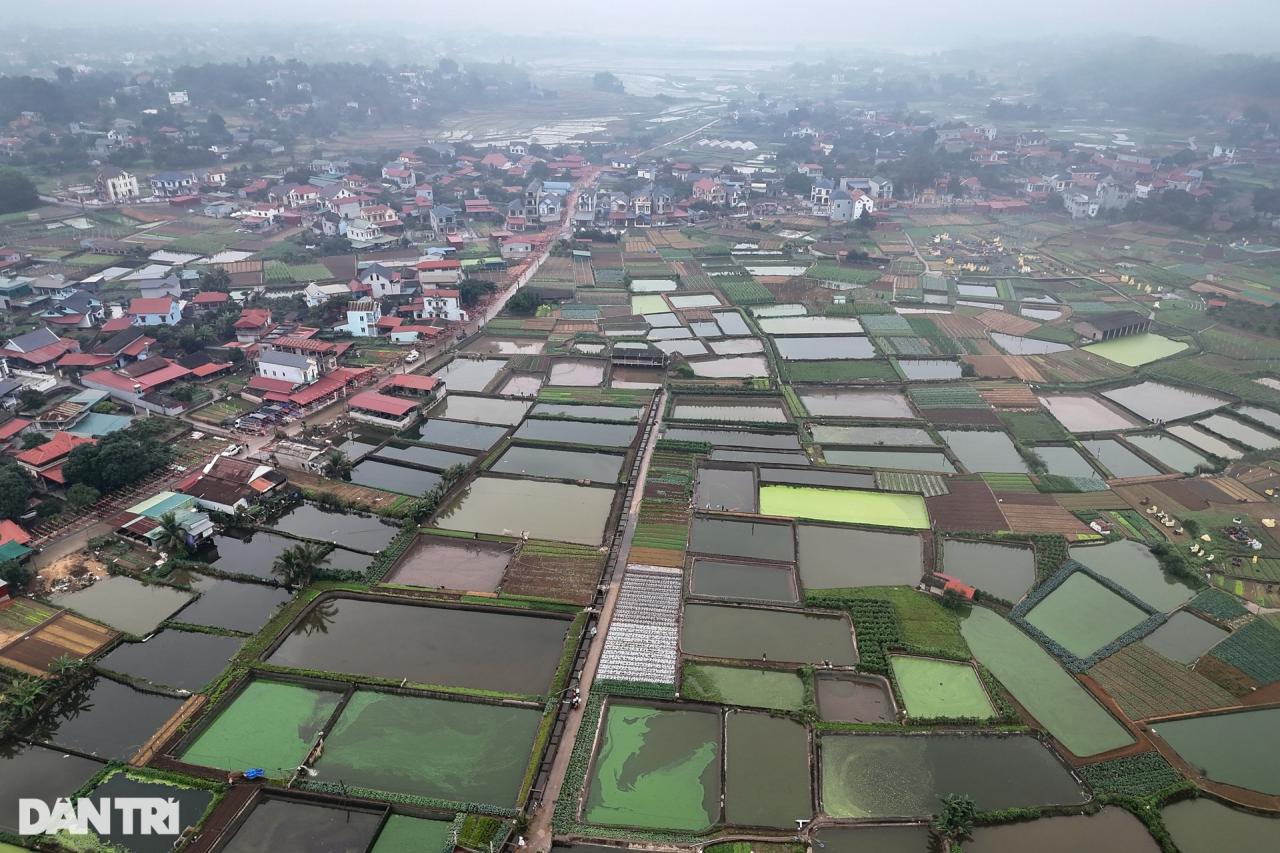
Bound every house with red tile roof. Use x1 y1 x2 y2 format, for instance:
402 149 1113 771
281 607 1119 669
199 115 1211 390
15 432 95 485
347 391 420 429
127 296 182 326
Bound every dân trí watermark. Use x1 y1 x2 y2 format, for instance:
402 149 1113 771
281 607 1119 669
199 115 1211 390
19 798 181 837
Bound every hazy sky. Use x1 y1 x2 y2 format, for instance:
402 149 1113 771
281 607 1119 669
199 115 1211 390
12 0 1280 52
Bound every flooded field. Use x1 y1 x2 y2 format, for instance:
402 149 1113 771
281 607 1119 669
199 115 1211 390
799 389 914 419
1024 573 1149 658
610 366 662 388
220 798 382 853
664 427 801 449
349 458 443 495
897 359 963 380
51 576 193 636
271 503 399 553
586 704 720 830
694 467 757 512
797 525 923 588
761 469 874 488
181 680 341 776
942 540 1035 602
1039 395 1140 433
514 418 637 447
940 430 1028 473
1071 539 1194 611
759 484 930 529
890 655 995 720
1021 306 1063 321
811 825 931 852
436 477 615 544
689 356 770 378
177 575 292 634
530 402 642 421
689 517 795 561
407 418 508 450
671 399 788 422
315 690 541 805
40 675 183 760
967 807 1160 852
0 744 102 833
631 294 669 314
267 597 567 694
725 712 811 827
709 338 765 354
1162 797 1280 853
1123 433 1209 473
822 449 955 472
1142 610 1228 664
682 603 856 664
1154 707 1280 794
811 424 934 445
713 312 752 335
682 663 805 711
820 733 1085 818
629 279 677 293
97 628 241 691
432 358 506 393
500 374 544 397
669 294 721 309
961 608 1133 756
775 336 877 360
385 536 512 591
549 359 606 386
428 394 530 425
990 332 1071 355
374 442 474 470
1083 333 1187 367
203 530 298 580
492 445 624 483
1102 381 1227 422
1168 424 1243 459
1033 445 1102 479
372 816 453 853
758 316 863 335
1197 413 1280 449
690 559 797 602
1080 438 1160 477
816 675 894 723
464 338 544 356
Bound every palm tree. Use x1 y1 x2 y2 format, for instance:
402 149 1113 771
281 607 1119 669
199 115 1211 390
2 675 45 721
156 511 188 557
272 542 330 590
931 793 976 846
323 450 352 481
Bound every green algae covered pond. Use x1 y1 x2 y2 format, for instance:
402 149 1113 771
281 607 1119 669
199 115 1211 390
820 733 1086 818
181 680 341 777
961 608 1134 757
725 712 811 827
314 690 541 806
585 704 721 830
759 485 930 529
682 603 857 664
890 655 995 720
371 816 455 853
681 662 805 711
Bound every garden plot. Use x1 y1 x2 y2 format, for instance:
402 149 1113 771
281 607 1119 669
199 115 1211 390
597 565 682 689
1088 643 1235 721
1023 573 1150 659
314 690 542 806
585 704 721 831
889 655 995 720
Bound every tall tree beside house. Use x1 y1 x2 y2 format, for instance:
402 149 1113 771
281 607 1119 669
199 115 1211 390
0 169 39 214
459 278 497 309
783 171 813 196
0 463 34 521
63 425 173 493
506 289 543 316
323 450 352 481
198 267 232 291
17 389 45 413
272 541 331 590
155 511 189 557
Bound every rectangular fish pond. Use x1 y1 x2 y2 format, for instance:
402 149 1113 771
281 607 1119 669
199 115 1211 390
549 359 606 386
96 628 242 692
725 712 811 827
688 517 795 562
889 655 995 720
961 608 1134 757
463 337 545 356
758 316 863 335
373 441 475 471
1122 433 1209 473
0 744 103 833
86 772 215 853
1023 572 1150 660
313 689 542 806
37 675 183 761
1152 707 1280 795
266 596 569 695
681 603 856 664
491 445 624 483
821 449 955 472
383 535 512 592
585 703 721 831
1101 381 1227 423
1079 438 1160 478
939 430 1028 474
689 559 797 603
270 503 399 553
966 807 1160 853
529 402 643 422
681 662 805 711
774 336 877 360
513 418 638 447
688 356 770 378
50 575 193 637
1083 332 1187 367
404 418 508 451
816 674 895 723
427 394 531 425
811 424 935 446
670 398 789 423
431 358 506 393
349 458 442 495
799 389 914 419
819 733 1086 818
1070 539 1195 612
172 573 293 634
694 466 757 512
1038 395 1140 433
942 539 1036 603
759 484 930 529
218 797 384 853
434 477 616 545
796 524 923 588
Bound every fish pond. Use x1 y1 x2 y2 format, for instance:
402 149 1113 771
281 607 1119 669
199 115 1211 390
759 484 930 529
682 603 856 664
671 398 788 423
384 536 512 592
990 332 1071 355
1083 332 1187 367
1123 433 1209 473
270 503 399 553
774 336 877 360
1196 413 1280 449
1071 539 1195 611
585 704 721 831
180 680 341 776
799 389 914 419
758 316 863 335
689 559 797 603
201 530 299 580
1038 395 1140 433
725 713 811 827
967 807 1160 853
681 662 805 711
529 402 642 421
890 655 995 720
514 418 637 447
1162 797 1280 853
87 773 215 853
371 816 454 853
693 466 757 512
664 427 801 450
97 628 241 691
220 798 383 853
349 458 442 495
463 337 544 356
39 676 183 761
961 608 1133 756
1168 424 1243 459
1079 438 1160 477
713 311 752 336
689 356 770 378
1102 381 1227 422
549 359 606 386
431 358 506 393
811 825 932 853
689 517 795 562
51 575 193 636
797 524 923 588
374 442 474 470
820 733 1085 818
897 359 963 381
314 690 541 806
1023 572 1149 658
0 744 102 834
406 418 507 450
939 430 1028 474
1154 707 1280 794
267 597 567 695
175 575 292 634
428 394 530 425
436 477 615 544
811 424 935 446
491 445 624 483
821 449 955 472
942 539 1036 603
816 675 895 723
1033 445 1102 479
708 337 764 354
1142 610 1228 664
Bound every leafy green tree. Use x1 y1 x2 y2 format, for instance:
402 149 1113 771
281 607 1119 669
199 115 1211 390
0 464 33 521
783 171 813 196
323 450 352 481
198 266 232 291
63 425 173 492
64 483 100 512
0 558 33 589
932 793 976 842
0 169 39 214
459 278 496 308
592 72 625 94
17 389 45 412
506 288 543 316
156 511 189 557
272 541 330 589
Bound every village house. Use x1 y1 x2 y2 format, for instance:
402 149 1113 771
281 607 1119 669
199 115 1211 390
15 431 95 487
401 289 466 324
95 166 140 202
0 328 80 373
149 170 199 197
256 349 319 386
127 295 183 326
346 390 421 430
336 298 381 337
